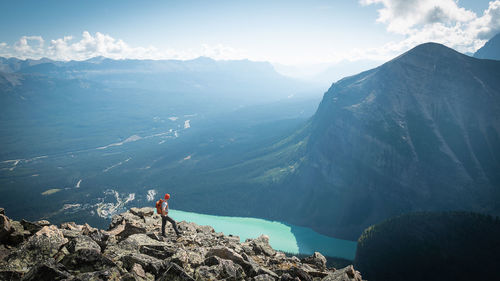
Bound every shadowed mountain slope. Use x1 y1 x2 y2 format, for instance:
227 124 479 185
474 33 500 60
262 43 500 240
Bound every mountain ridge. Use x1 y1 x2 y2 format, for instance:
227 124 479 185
474 33 500 60
261 42 500 240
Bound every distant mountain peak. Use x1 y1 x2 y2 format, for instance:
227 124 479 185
191 56 215 62
84 56 109 64
474 33 500 60
390 42 466 65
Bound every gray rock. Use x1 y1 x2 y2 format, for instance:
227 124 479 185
61 229 81 239
67 235 101 253
279 273 300 281
283 266 313 281
4 225 68 272
139 245 176 259
36 220 51 226
60 222 82 231
0 270 23 280
206 246 246 265
117 221 148 241
158 262 195 281
194 265 219 280
0 208 365 281
197 225 215 234
71 267 123 281
8 220 27 246
250 235 276 257
20 219 43 235
61 248 116 273
121 252 167 277
0 214 13 243
21 259 70 281
130 207 155 218
254 274 277 281
321 265 364 281
302 252 327 271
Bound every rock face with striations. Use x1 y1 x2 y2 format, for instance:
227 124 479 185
0 207 364 280
268 42 500 240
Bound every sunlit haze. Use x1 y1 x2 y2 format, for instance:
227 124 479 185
0 0 497 68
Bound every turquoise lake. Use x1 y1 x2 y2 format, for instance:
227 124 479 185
169 209 357 260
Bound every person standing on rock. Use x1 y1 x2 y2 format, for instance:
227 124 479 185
158 193 181 237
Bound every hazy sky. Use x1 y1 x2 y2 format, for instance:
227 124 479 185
0 0 498 64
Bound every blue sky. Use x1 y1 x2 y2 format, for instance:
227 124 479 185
0 0 498 65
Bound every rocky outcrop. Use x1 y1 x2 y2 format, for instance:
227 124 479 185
0 208 364 280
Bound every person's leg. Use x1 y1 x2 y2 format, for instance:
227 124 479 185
166 215 180 235
161 215 167 236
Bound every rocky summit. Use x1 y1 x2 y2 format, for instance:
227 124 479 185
0 207 363 281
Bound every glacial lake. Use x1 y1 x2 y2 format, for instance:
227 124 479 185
169 209 357 260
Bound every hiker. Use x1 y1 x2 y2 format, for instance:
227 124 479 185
156 193 181 237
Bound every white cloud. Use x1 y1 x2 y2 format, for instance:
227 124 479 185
12 36 45 59
1 31 248 61
356 0 500 60
361 0 475 34
468 0 500 39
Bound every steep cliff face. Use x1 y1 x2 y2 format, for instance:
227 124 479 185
271 43 500 240
0 207 364 281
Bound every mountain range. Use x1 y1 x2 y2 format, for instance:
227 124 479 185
1 37 500 243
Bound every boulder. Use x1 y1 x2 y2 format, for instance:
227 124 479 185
0 214 13 243
131 263 147 279
121 252 167 277
139 245 176 260
282 266 313 281
36 220 51 226
158 262 195 281
54 246 70 263
206 246 246 265
67 235 101 253
61 249 116 273
302 252 327 271
279 273 300 281
246 235 276 257
87 229 109 251
107 221 126 236
196 258 245 281
130 207 155 218
0 244 10 261
71 267 123 281
20 219 43 235
254 274 277 281
321 265 364 281
206 246 261 277
3 225 68 272
8 220 27 246
196 225 215 234
60 222 82 231
0 270 23 280
21 259 70 281
117 221 147 241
